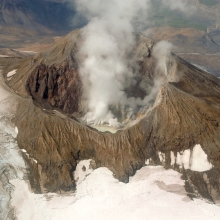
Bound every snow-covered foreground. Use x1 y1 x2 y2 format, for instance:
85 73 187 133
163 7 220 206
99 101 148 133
11 165 220 220
0 70 26 219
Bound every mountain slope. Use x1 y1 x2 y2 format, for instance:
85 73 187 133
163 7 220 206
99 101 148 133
0 0 76 32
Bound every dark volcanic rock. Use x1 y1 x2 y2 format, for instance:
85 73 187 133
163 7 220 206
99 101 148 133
183 168 220 203
26 62 82 114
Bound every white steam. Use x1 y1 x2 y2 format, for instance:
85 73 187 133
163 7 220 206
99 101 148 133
73 0 182 126
153 40 174 76
75 0 151 125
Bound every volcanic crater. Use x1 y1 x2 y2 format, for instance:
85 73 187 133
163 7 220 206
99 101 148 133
3 29 220 203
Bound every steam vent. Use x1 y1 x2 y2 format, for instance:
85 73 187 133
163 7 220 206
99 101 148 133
5 29 220 204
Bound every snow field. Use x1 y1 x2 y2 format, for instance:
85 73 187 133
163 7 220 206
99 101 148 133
11 165 220 220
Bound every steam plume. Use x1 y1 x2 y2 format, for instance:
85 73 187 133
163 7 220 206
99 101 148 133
74 0 150 125
153 40 174 76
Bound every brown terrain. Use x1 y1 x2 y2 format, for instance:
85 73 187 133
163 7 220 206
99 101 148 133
2 29 220 204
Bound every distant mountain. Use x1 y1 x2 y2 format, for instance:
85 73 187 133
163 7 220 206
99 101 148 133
0 0 77 35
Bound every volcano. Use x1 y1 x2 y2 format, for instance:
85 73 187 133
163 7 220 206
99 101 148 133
3 29 220 204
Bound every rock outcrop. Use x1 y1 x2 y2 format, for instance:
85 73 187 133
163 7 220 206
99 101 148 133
26 62 82 114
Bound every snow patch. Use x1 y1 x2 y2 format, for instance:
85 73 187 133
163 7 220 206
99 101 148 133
7 69 17 78
15 126 18 134
176 149 191 169
158 151 165 163
145 159 150 165
191 144 213 172
171 144 213 171
11 166 220 220
170 151 175 166
74 160 94 185
33 159 38 164
21 148 38 164
21 149 30 159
